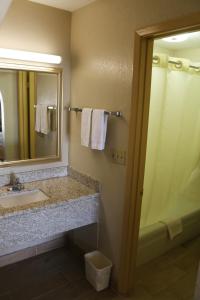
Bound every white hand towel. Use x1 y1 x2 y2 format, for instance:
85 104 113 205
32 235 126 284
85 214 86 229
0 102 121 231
40 104 49 135
35 104 42 133
91 109 108 150
35 104 49 134
81 108 93 147
160 218 183 240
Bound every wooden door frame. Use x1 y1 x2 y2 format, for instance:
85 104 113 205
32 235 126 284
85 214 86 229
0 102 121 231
118 12 200 295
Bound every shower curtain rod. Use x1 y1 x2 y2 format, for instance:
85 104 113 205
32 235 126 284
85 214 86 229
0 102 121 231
153 55 200 71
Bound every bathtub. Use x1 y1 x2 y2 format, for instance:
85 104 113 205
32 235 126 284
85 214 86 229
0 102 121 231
137 204 200 266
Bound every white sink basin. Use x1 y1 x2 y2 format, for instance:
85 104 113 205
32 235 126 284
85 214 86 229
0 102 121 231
0 189 49 208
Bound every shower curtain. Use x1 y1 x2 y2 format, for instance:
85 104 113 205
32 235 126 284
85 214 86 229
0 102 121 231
140 54 200 228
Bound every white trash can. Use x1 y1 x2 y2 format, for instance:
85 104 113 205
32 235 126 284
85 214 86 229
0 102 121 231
84 251 112 292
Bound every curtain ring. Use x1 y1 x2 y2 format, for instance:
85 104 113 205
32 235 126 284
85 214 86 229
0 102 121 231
175 61 182 69
153 55 160 65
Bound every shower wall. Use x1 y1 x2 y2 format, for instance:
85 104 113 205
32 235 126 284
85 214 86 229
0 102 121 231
140 51 200 228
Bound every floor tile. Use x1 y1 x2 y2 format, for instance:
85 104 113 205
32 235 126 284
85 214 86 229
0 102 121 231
0 239 199 300
168 265 197 300
0 254 62 295
136 264 186 295
136 236 200 298
152 289 180 300
32 283 79 300
130 284 153 300
10 271 67 300
0 293 12 300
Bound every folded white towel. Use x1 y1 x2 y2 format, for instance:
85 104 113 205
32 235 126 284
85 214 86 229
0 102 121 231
91 109 108 150
160 218 183 240
40 104 49 135
35 104 42 133
35 104 49 135
81 108 93 147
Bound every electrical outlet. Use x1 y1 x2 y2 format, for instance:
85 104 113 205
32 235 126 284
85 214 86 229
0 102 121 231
111 149 126 165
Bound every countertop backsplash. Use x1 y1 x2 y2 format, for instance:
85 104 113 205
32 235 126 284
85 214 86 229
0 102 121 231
0 166 68 187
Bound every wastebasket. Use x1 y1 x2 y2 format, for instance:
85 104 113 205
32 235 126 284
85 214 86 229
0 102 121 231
84 250 112 291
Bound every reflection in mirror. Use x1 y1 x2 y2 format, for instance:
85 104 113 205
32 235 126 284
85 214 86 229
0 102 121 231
0 68 60 164
0 91 5 161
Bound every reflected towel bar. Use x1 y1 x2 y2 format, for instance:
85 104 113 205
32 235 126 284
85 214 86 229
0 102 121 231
34 105 57 110
67 107 122 117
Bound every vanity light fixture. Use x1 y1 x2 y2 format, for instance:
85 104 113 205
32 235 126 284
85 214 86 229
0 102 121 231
0 48 62 64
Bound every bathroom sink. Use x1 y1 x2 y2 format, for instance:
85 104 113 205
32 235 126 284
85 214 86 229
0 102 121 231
0 189 49 208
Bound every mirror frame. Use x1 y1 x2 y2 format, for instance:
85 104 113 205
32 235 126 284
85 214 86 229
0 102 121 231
0 62 63 168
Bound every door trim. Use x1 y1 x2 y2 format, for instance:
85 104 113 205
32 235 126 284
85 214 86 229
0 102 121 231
118 11 200 295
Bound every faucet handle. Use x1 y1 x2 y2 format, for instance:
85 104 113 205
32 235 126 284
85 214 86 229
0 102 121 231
15 177 20 184
9 172 16 185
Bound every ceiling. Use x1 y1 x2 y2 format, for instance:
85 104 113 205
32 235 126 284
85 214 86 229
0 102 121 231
155 31 200 50
29 0 96 12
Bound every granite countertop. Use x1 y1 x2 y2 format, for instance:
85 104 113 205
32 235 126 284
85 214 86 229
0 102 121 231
0 176 97 216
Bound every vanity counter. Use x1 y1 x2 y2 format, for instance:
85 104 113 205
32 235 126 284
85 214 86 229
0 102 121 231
0 176 97 216
0 176 99 256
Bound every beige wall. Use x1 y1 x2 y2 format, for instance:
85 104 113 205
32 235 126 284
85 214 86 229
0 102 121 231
70 0 200 281
0 0 71 167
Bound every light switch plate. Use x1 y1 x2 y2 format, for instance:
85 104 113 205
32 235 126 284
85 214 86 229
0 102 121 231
110 149 126 165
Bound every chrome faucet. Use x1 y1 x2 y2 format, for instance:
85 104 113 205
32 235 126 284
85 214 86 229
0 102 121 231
9 173 24 191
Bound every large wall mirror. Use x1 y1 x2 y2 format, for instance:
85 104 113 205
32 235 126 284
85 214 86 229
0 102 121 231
0 63 62 167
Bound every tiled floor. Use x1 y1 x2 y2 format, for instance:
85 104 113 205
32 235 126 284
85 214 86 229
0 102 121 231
135 236 200 299
0 237 199 300
0 247 122 300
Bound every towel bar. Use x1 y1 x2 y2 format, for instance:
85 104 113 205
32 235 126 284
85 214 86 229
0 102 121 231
67 107 122 117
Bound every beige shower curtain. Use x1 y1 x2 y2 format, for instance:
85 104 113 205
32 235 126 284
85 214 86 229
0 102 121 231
140 54 200 227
